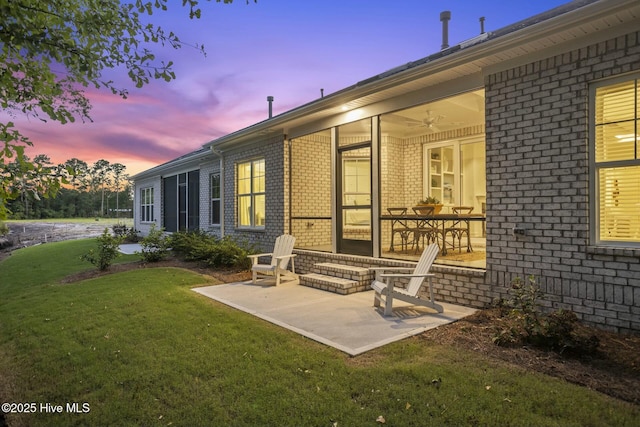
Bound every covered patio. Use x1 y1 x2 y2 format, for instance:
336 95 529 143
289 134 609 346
289 90 487 269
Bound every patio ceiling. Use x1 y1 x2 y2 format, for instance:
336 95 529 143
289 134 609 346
379 90 485 137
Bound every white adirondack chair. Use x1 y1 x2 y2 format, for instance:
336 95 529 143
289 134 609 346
248 234 298 286
371 243 443 315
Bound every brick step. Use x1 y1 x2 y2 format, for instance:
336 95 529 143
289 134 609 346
300 273 365 295
300 262 375 295
313 262 373 281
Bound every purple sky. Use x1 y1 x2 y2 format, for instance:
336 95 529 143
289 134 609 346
12 0 570 175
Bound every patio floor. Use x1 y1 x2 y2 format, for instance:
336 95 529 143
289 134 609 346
192 281 476 356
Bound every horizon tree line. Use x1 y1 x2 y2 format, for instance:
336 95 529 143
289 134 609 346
2 156 133 220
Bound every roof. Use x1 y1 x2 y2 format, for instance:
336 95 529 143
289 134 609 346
134 0 640 178
132 147 215 180
204 0 639 150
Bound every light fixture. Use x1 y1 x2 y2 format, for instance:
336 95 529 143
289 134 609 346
345 109 364 121
341 105 349 111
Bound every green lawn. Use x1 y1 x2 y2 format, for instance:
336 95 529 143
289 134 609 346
0 240 638 426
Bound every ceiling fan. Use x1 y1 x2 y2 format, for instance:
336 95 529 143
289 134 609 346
383 109 465 133
407 110 445 131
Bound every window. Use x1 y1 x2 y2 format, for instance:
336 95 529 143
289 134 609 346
343 158 370 207
342 157 371 227
424 138 486 210
592 76 640 245
237 159 265 228
140 187 154 222
210 173 220 225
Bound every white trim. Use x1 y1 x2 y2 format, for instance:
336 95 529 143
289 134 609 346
140 186 155 223
372 115 381 258
330 127 338 253
210 173 221 226
236 158 266 230
589 72 640 247
422 135 485 208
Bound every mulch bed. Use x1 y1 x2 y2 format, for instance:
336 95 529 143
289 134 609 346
58 255 252 285
419 308 640 405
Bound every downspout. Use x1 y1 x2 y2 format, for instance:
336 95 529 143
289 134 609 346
288 137 292 235
211 147 225 237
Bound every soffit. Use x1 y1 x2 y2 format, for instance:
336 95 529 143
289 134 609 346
345 0 640 107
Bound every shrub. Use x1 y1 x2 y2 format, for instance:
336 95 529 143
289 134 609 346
124 227 141 243
169 229 214 258
81 228 123 271
185 238 218 262
137 224 170 262
112 223 140 243
112 223 128 237
541 309 600 355
168 231 256 269
206 235 255 270
493 275 599 356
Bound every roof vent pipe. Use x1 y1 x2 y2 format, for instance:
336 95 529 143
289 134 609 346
440 11 451 50
267 96 274 118
479 16 486 34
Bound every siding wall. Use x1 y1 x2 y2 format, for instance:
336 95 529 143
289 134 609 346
133 177 161 235
485 30 640 333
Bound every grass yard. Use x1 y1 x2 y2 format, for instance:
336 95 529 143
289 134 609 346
0 240 638 426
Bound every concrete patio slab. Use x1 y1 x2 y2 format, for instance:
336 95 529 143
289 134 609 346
119 243 142 254
192 281 476 356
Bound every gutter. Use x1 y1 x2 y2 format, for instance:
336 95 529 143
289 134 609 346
204 0 634 151
131 148 216 181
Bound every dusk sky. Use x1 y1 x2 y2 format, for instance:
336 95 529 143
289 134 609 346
13 0 570 176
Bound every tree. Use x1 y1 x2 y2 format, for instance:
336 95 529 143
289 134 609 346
63 158 90 191
91 160 111 216
0 0 255 218
110 163 127 218
4 155 132 219
1 154 61 218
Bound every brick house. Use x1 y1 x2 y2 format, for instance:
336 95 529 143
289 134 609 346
133 0 640 333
